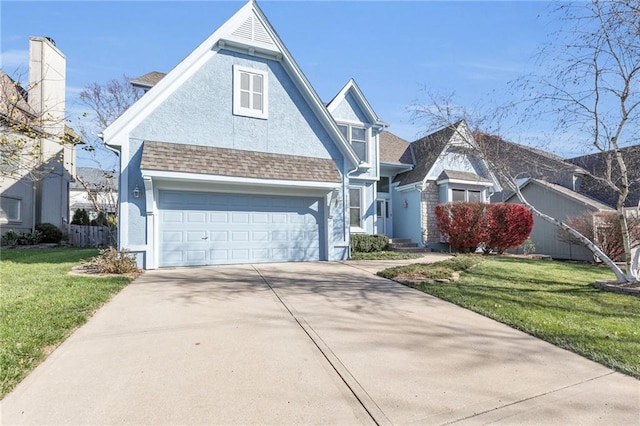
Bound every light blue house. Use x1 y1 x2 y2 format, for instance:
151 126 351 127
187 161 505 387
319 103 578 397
104 1 499 268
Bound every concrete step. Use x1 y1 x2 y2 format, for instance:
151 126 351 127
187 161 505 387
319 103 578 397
389 246 431 253
388 238 412 244
388 242 419 249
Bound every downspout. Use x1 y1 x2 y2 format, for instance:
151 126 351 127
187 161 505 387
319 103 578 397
345 162 361 258
100 133 121 249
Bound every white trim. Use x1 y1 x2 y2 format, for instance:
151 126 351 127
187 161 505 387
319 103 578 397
436 177 494 187
348 186 363 231
141 169 339 191
327 79 387 128
233 65 268 119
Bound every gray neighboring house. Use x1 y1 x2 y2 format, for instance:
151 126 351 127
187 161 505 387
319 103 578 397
70 167 118 220
0 37 76 235
506 179 615 261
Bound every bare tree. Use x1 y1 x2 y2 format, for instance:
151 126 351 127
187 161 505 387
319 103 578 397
411 0 640 282
72 75 143 222
0 70 79 184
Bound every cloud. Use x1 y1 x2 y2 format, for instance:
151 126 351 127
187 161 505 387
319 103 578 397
0 49 28 70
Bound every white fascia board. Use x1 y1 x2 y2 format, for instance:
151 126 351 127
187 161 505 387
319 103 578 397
103 1 255 146
141 169 339 191
326 79 387 128
395 182 421 192
436 178 494 187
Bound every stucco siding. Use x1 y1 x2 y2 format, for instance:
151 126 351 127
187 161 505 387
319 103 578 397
131 49 341 162
126 139 146 246
508 184 595 261
331 93 369 124
426 149 488 181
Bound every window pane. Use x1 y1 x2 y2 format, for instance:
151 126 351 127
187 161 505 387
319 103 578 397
351 127 366 141
468 190 482 202
376 200 383 218
240 72 250 91
252 74 263 93
451 189 466 202
349 188 360 207
338 124 348 139
1 197 20 221
253 93 263 111
240 91 250 109
352 141 367 162
377 177 390 193
350 209 361 228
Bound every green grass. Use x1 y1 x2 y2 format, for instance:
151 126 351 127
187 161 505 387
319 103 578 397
350 251 425 260
0 248 131 398
380 256 640 379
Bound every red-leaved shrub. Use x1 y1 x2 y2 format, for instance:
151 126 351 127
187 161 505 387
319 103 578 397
435 202 488 253
485 203 534 254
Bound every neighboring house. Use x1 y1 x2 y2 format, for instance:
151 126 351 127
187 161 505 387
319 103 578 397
568 145 640 215
382 121 500 249
506 179 615 261
104 1 370 268
70 167 118 220
0 36 75 235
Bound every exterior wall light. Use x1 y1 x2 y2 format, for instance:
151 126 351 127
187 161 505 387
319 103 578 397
133 185 140 198
402 199 408 208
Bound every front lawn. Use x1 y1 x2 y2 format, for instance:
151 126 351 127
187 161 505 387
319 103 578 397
380 256 640 379
350 251 425 260
0 248 131 398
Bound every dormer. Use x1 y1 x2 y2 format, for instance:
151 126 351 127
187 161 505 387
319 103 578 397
327 79 387 174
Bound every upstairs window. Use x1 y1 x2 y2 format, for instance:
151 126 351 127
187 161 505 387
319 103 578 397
376 177 390 193
338 123 368 163
233 65 268 119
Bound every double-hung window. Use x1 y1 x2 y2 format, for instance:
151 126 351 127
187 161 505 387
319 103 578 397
338 123 368 163
233 65 268 119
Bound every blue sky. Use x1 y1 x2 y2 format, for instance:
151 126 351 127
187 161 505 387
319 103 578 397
1 1 564 167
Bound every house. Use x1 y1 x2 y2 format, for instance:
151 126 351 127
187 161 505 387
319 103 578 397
104 0 373 268
70 167 118 220
384 121 500 250
505 179 615 261
569 145 640 216
0 36 75 235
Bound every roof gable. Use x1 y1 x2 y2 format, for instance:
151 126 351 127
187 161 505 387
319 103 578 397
326 79 386 127
103 0 360 167
510 178 615 212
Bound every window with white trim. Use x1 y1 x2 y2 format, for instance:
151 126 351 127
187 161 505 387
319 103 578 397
349 187 362 228
0 197 21 222
450 188 484 203
233 65 268 119
338 123 368 163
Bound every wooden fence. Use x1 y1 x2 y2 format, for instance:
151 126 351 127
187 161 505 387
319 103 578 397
68 225 115 248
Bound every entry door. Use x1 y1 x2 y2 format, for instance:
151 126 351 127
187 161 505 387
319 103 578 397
376 199 390 236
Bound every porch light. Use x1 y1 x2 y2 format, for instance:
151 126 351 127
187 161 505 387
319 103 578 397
133 185 140 199
402 199 408 208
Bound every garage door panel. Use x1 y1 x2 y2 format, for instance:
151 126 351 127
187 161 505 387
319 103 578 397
158 190 323 266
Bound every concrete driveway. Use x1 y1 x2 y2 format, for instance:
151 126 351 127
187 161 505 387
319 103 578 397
2 256 639 425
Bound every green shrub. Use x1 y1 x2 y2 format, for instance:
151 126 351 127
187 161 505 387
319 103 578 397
35 223 63 244
2 230 20 246
18 230 43 245
350 234 389 253
85 247 139 274
71 209 90 225
90 211 108 227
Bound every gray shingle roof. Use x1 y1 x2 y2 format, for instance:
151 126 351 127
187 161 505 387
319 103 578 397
438 169 491 183
379 131 413 165
393 124 457 186
130 71 166 89
140 141 342 183
568 145 640 208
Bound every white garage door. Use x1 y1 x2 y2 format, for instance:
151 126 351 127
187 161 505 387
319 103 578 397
158 190 323 267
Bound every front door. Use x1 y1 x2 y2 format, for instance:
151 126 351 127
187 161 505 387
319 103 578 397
375 199 391 236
